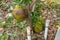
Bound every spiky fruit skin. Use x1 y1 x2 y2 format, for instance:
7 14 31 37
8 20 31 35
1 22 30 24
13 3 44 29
33 17 45 33
34 22 43 33
12 5 28 22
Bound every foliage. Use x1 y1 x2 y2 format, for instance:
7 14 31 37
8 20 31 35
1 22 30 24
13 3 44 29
0 0 60 40
0 33 8 40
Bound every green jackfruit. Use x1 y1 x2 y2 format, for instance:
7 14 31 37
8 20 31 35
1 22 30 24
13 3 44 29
33 17 45 33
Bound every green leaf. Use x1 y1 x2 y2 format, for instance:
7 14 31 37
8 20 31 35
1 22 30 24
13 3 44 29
6 17 14 23
55 4 60 9
0 33 7 40
57 13 60 17
50 2 56 8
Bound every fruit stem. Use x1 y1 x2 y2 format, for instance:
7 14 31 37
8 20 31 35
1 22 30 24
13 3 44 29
26 0 37 40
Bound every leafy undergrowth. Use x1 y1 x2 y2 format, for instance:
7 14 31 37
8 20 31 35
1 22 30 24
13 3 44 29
0 0 60 40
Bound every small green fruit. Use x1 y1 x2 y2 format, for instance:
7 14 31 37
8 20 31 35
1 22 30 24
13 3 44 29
33 17 45 33
12 5 28 22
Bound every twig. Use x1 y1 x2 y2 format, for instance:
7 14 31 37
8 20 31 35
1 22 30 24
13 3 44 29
32 0 36 12
44 19 50 40
27 26 31 40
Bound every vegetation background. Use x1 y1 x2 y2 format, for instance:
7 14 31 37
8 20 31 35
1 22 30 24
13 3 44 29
0 0 60 40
